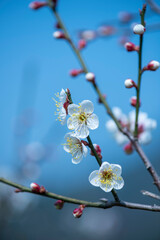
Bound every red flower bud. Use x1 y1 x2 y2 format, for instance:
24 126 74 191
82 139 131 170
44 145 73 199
53 31 66 39
78 39 87 50
124 42 139 52
54 200 64 209
130 96 141 107
73 205 85 218
143 60 160 71
69 69 84 77
30 182 41 192
124 142 133 154
29 1 48 10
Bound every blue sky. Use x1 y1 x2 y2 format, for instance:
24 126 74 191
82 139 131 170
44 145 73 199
0 0 160 192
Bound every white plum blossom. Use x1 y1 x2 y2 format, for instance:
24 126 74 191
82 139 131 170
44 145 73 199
106 107 157 145
89 162 124 192
63 133 88 164
67 100 99 138
53 89 68 125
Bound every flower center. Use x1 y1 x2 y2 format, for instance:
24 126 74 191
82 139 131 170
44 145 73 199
99 168 114 185
79 112 87 122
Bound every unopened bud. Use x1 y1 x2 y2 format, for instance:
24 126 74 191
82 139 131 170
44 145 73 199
54 200 64 209
85 72 95 83
124 79 136 88
133 24 145 35
53 31 66 39
15 188 22 193
78 39 87 50
81 140 89 146
144 60 160 71
91 144 102 160
73 205 85 218
29 1 48 10
69 69 84 77
130 96 141 107
124 42 139 52
40 186 46 194
30 182 41 192
124 142 133 154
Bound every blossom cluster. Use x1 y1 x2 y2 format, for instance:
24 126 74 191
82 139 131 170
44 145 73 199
106 107 157 153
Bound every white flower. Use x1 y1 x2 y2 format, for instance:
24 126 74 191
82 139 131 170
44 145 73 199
106 108 157 145
67 100 99 138
53 89 68 125
63 133 88 164
89 162 124 192
133 24 145 35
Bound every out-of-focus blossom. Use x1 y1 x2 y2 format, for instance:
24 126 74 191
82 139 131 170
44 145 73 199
67 100 99 138
78 39 87 50
89 162 124 192
98 25 115 36
79 30 97 41
124 42 139 52
118 11 133 23
106 107 157 146
63 133 88 164
123 142 133 154
133 24 145 35
29 1 48 10
69 69 84 77
53 31 66 39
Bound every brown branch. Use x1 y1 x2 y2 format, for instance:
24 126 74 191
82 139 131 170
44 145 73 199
1 177 160 212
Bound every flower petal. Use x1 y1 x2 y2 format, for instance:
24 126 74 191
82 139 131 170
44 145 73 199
99 182 113 192
72 151 83 164
81 100 94 114
113 177 124 190
87 114 99 130
59 89 67 103
82 143 88 157
68 104 79 116
89 170 99 186
74 122 89 138
99 162 110 172
111 164 122 177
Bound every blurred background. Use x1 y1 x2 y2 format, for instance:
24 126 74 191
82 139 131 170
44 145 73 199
0 0 160 239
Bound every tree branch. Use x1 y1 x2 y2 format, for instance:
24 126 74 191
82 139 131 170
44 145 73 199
0 177 160 212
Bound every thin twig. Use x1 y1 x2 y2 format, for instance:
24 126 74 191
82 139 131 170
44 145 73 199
141 190 160 200
0 177 160 212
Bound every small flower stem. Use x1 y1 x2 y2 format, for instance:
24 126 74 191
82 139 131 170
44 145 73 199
1 177 160 212
87 135 120 202
134 5 146 138
87 135 102 166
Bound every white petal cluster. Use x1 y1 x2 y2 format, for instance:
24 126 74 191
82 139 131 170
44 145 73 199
53 89 67 125
133 24 145 35
63 133 88 164
106 107 157 145
67 100 99 138
89 162 124 192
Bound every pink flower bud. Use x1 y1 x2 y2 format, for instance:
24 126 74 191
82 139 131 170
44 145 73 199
53 31 66 39
91 144 102 160
54 200 64 209
124 79 136 88
69 69 84 77
29 1 48 10
130 96 141 107
133 24 145 35
124 42 139 52
78 39 87 50
40 186 46 194
124 142 133 154
145 60 160 71
85 72 95 83
30 182 41 192
73 205 85 218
